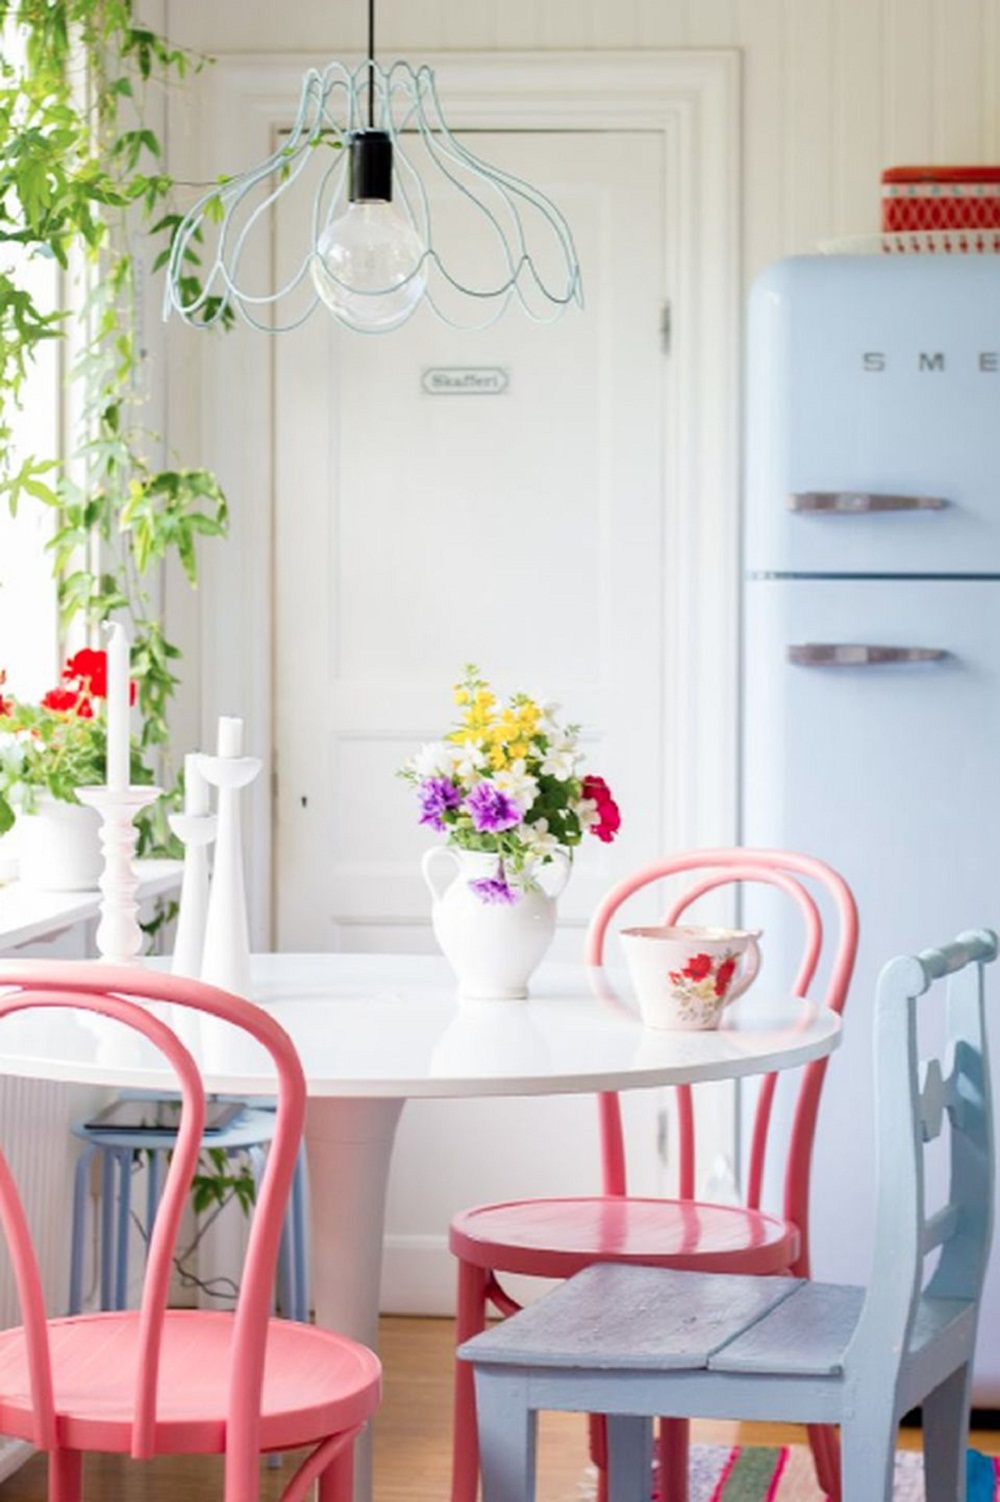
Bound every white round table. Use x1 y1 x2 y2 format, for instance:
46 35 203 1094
0 953 841 1502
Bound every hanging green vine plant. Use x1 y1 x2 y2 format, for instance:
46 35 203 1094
0 0 231 849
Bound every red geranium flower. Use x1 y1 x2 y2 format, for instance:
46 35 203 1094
683 953 713 981
63 647 136 704
63 647 107 697
42 687 93 718
581 773 622 844
715 957 737 997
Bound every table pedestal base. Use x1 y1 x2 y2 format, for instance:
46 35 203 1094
305 1095 406 1502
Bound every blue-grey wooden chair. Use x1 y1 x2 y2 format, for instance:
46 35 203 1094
458 929 997 1502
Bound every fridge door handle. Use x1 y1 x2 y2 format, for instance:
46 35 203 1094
789 491 949 513
788 643 950 667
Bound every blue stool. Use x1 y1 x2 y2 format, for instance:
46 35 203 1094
69 1101 310 1320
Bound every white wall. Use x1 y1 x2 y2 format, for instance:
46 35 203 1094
163 0 1000 288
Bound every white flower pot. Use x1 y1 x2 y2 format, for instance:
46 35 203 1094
17 796 103 892
421 847 569 1000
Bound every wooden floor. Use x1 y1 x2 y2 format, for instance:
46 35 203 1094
0 1314 997 1499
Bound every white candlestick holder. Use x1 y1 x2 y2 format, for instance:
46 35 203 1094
77 785 163 965
168 807 218 979
196 752 261 998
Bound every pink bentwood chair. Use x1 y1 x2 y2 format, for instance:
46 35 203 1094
0 961 382 1502
449 849 858 1502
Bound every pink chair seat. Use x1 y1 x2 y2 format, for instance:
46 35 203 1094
450 1197 797 1279
0 1312 381 1455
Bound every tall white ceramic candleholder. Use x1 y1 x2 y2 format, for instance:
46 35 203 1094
168 808 218 978
168 752 217 980
77 785 162 965
197 752 261 997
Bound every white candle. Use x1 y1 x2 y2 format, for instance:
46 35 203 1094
217 715 244 758
184 751 210 816
104 622 130 792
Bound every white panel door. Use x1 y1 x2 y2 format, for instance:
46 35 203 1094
274 130 672 1310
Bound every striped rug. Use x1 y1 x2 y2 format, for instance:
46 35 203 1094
681 1443 999 1500
578 1444 999 1501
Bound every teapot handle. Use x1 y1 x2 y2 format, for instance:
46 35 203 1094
537 850 571 899
421 846 459 902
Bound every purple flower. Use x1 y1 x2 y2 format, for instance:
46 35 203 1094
466 782 522 833
469 875 519 905
417 776 463 830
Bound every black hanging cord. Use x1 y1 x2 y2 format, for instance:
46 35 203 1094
367 0 375 129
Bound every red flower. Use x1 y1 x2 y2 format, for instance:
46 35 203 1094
63 647 136 705
63 647 107 697
42 687 93 718
714 957 737 997
683 953 712 981
0 695 8 718
581 773 622 844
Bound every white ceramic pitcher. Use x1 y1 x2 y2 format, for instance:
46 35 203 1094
421 848 570 999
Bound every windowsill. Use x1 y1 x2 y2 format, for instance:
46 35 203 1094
0 859 182 951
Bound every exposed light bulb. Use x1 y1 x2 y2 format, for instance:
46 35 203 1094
311 201 427 331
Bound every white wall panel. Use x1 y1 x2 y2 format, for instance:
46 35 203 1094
987 3 1000 158
784 0 836 252
834 0 885 241
932 0 988 159
489 1 541 50
633 0 690 48
884 0 936 163
687 0 741 50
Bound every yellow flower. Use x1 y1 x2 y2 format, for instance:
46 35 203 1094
454 687 470 705
474 689 496 711
509 740 529 759
490 744 507 770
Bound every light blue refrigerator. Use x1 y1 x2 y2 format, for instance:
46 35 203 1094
741 253 1000 1401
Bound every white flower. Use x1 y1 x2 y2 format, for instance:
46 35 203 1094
408 741 455 779
575 797 599 831
528 696 561 736
521 818 561 859
494 758 538 811
449 741 487 782
541 738 581 781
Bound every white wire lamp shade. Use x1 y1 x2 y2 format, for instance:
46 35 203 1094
164 59 584 335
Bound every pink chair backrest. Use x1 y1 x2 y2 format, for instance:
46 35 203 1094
0 960 306 1468
584 848 858 1275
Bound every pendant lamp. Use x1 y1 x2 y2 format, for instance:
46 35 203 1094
164 2 583 334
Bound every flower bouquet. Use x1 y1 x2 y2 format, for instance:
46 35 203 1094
400 665 620 904
0 649 145 836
